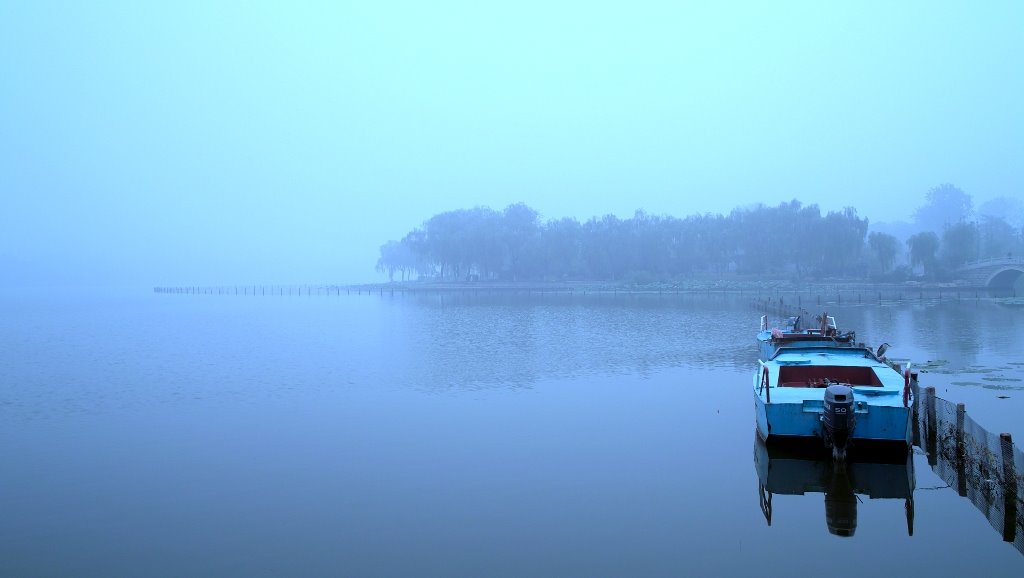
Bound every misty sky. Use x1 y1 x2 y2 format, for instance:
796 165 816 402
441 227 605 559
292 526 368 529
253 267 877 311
2 1 1022 286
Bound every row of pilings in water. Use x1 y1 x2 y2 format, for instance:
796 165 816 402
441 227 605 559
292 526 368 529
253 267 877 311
153 284 1005 302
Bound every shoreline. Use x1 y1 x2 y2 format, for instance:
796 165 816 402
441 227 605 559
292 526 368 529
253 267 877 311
344 277 997 294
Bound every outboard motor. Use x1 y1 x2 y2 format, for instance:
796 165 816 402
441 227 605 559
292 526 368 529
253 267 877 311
823 384 856 460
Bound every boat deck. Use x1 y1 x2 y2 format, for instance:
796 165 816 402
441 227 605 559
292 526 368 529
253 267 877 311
761 348 906 407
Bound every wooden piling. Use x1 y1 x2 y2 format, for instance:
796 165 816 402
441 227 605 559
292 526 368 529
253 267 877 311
956 402 967 497
925 386 937 467
1001 433 1017 543
911 372 921 448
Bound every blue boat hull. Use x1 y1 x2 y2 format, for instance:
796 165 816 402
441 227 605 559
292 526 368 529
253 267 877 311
755 393 912 448
754 317 912 454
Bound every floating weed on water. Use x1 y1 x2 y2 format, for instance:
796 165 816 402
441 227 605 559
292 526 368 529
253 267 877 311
918 360 957 374
949 379 1024 391
981 383 1024 391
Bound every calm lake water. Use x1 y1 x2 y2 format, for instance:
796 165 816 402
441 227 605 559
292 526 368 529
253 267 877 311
2 289 1023 577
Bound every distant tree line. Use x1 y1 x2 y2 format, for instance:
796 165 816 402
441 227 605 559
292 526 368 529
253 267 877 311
899 184 1024 280
376 186 1024 283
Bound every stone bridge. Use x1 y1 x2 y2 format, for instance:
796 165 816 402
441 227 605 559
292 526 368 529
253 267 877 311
957 257 1024 288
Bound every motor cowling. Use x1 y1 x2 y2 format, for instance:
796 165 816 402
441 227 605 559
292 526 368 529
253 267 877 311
823 384 856 456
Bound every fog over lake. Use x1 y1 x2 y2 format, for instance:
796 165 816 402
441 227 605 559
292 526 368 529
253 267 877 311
3 3 1024 576
3 2 1023 286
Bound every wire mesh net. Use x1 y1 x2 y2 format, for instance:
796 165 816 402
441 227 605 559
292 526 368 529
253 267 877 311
916 386 1024 554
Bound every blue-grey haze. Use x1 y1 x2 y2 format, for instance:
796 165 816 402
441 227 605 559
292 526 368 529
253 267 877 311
2 1 1023 286
4 5 1024 573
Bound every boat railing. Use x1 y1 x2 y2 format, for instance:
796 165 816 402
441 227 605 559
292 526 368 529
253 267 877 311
883 357 906 374
758 361 771 403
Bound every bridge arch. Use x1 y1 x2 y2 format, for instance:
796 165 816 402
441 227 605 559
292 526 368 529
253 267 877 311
986 266 1024 289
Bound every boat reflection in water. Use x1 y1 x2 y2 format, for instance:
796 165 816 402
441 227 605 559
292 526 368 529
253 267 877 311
754 435 915 537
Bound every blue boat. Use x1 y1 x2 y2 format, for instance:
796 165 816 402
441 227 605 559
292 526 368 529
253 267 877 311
753 313 913 458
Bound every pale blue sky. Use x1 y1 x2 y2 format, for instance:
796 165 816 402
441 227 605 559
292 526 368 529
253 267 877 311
2 1 1022 285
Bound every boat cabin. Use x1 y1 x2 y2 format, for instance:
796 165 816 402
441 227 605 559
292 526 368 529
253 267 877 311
761 314 839 338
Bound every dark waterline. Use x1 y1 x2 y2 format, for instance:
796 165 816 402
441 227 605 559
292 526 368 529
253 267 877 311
2 290 1023 576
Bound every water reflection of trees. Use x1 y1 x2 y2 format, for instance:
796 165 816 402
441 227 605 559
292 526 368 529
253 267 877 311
389 294 1024 391
394 293 755 390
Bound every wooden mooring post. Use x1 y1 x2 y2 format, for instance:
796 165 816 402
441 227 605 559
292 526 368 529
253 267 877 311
956 402 967 497
1001 433 1018 543
911 372 921 448
925 386 937 467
